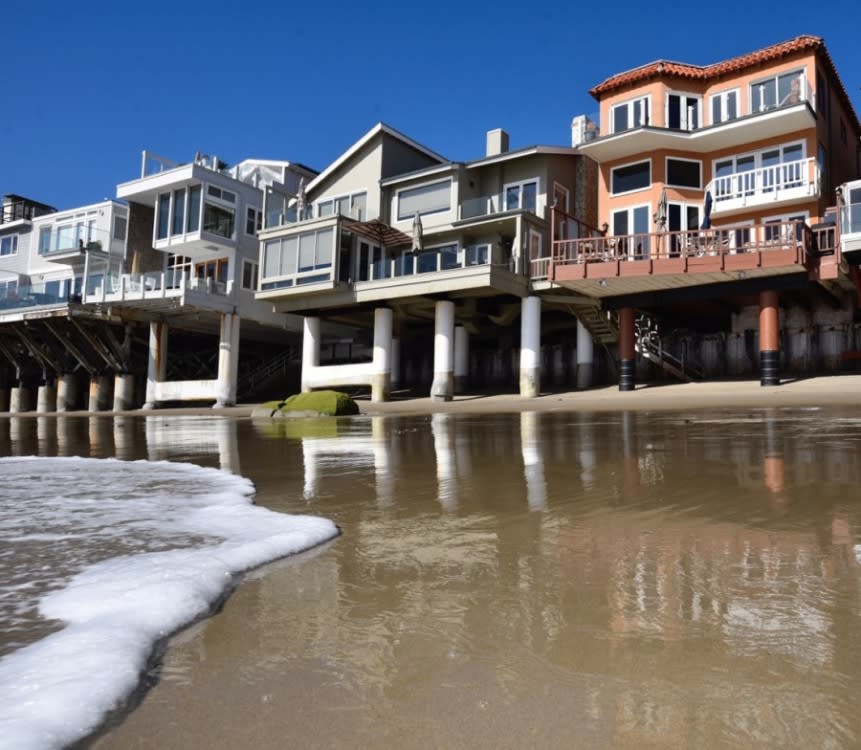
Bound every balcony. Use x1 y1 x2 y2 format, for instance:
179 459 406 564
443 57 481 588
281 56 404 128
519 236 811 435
84 270 234 314
705 157 820 217
0 281 76 317
1 196 56 226
576 83 816 163
455 193 546 225
547 221 815 297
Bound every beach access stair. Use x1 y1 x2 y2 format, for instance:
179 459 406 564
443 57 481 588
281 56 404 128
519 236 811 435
568 299 702 383
237 346 299 400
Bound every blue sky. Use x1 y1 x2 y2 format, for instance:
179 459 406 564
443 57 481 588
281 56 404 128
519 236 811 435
3 0 860 209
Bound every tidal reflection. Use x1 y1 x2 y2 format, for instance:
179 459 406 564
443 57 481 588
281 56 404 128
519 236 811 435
3 407 861 748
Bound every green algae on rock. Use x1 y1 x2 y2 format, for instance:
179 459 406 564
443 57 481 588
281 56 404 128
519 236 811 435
251 391 360 419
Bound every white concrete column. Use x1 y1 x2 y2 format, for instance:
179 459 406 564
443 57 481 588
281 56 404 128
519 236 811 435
143 321 168 409
9 387 32 413
89 375 113 412
454 326 469 394
113 374 135 412
371 307 393 403
37 384 57 413
519 296 541 398
576 319 595 389
301 316 321 393
430 300 455 401
57 374 77 412
215 313 241 408
391 338 401 390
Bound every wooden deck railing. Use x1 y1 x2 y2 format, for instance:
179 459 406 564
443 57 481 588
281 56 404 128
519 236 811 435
549 221 814 270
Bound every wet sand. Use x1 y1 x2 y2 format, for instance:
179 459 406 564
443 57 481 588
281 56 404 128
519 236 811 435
3 374 861 421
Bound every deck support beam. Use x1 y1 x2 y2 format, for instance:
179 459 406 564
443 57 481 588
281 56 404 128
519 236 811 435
618 307 636 392
430 300 455 402
576 319 594 389
454 326 469 394
759 290 780 386
520 296 541 398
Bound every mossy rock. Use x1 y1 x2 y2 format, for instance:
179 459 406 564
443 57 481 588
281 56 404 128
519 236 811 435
251 390 359 419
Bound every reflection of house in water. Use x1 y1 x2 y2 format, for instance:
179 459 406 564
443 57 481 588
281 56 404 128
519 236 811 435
144 416 241 473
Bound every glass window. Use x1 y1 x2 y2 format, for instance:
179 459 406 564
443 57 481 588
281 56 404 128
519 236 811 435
351 193 367 221
504 180 538 212
317 200 334 217
416 250 438 273
246 207 258 235
113 216 127 241
505 185 521 210
172 190 185 236
316 228 333 267
299 232 316 271
57 224 76 249
612 97 649 133
203 203 234 238
0 235 18 256
752 70 803 112
187 186 201 232
263 240 281 278
611 161 650 194
39 226 52 253
440 244 459 270
282 236 298 276
666 158 701 188
667 93 700 130
397 180 451 220
156 193 170 240
711 90 738 125
242 260 259 290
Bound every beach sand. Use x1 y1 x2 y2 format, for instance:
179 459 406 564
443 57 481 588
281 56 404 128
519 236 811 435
4 374 861 421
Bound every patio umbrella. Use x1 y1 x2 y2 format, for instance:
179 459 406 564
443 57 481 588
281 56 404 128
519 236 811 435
654 188 668 232
701 190 713 229
411 212 424 254
296 178 307 220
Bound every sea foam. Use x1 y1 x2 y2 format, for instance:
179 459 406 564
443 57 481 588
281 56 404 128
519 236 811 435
0 456 338 750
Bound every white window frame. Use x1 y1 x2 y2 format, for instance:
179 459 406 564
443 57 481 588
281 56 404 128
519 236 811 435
611 203 651 259
503 178 540 213
714 219 754 254
761 210 809 242
245 206 263 236
610 158 652 196
316 190 368 220
241 259 259 290
665 156 702 190
395 178 452 221
0 234 19 257
750 69 806 113
610 95 651 134
709 87 740 125
665 90 702 131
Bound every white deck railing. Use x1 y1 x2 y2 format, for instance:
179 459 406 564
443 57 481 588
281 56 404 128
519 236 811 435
705 157 819 212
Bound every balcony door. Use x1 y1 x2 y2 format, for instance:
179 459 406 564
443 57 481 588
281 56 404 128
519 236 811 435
667 93 700 130
612 205 650 259
667 203 700 257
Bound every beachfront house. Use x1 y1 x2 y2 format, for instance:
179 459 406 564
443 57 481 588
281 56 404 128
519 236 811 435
256 122 598 401
0 194 132 411
560 35 861 388
115 151 318 408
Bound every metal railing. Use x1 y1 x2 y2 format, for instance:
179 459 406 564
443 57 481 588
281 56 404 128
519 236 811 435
458 193 545 221
88 270 230 302
0 282 76 311
1 198 55 224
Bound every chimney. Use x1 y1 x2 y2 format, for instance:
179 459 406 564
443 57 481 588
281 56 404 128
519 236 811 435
486 128 509 157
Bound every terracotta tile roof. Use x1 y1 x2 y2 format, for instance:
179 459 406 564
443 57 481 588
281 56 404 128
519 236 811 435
589 35 859 133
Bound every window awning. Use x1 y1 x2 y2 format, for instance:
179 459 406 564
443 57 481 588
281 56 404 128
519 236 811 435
342 218 411 248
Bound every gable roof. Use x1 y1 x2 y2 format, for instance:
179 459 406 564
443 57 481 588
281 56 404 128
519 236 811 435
306 122 448 194
589 35 859 133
